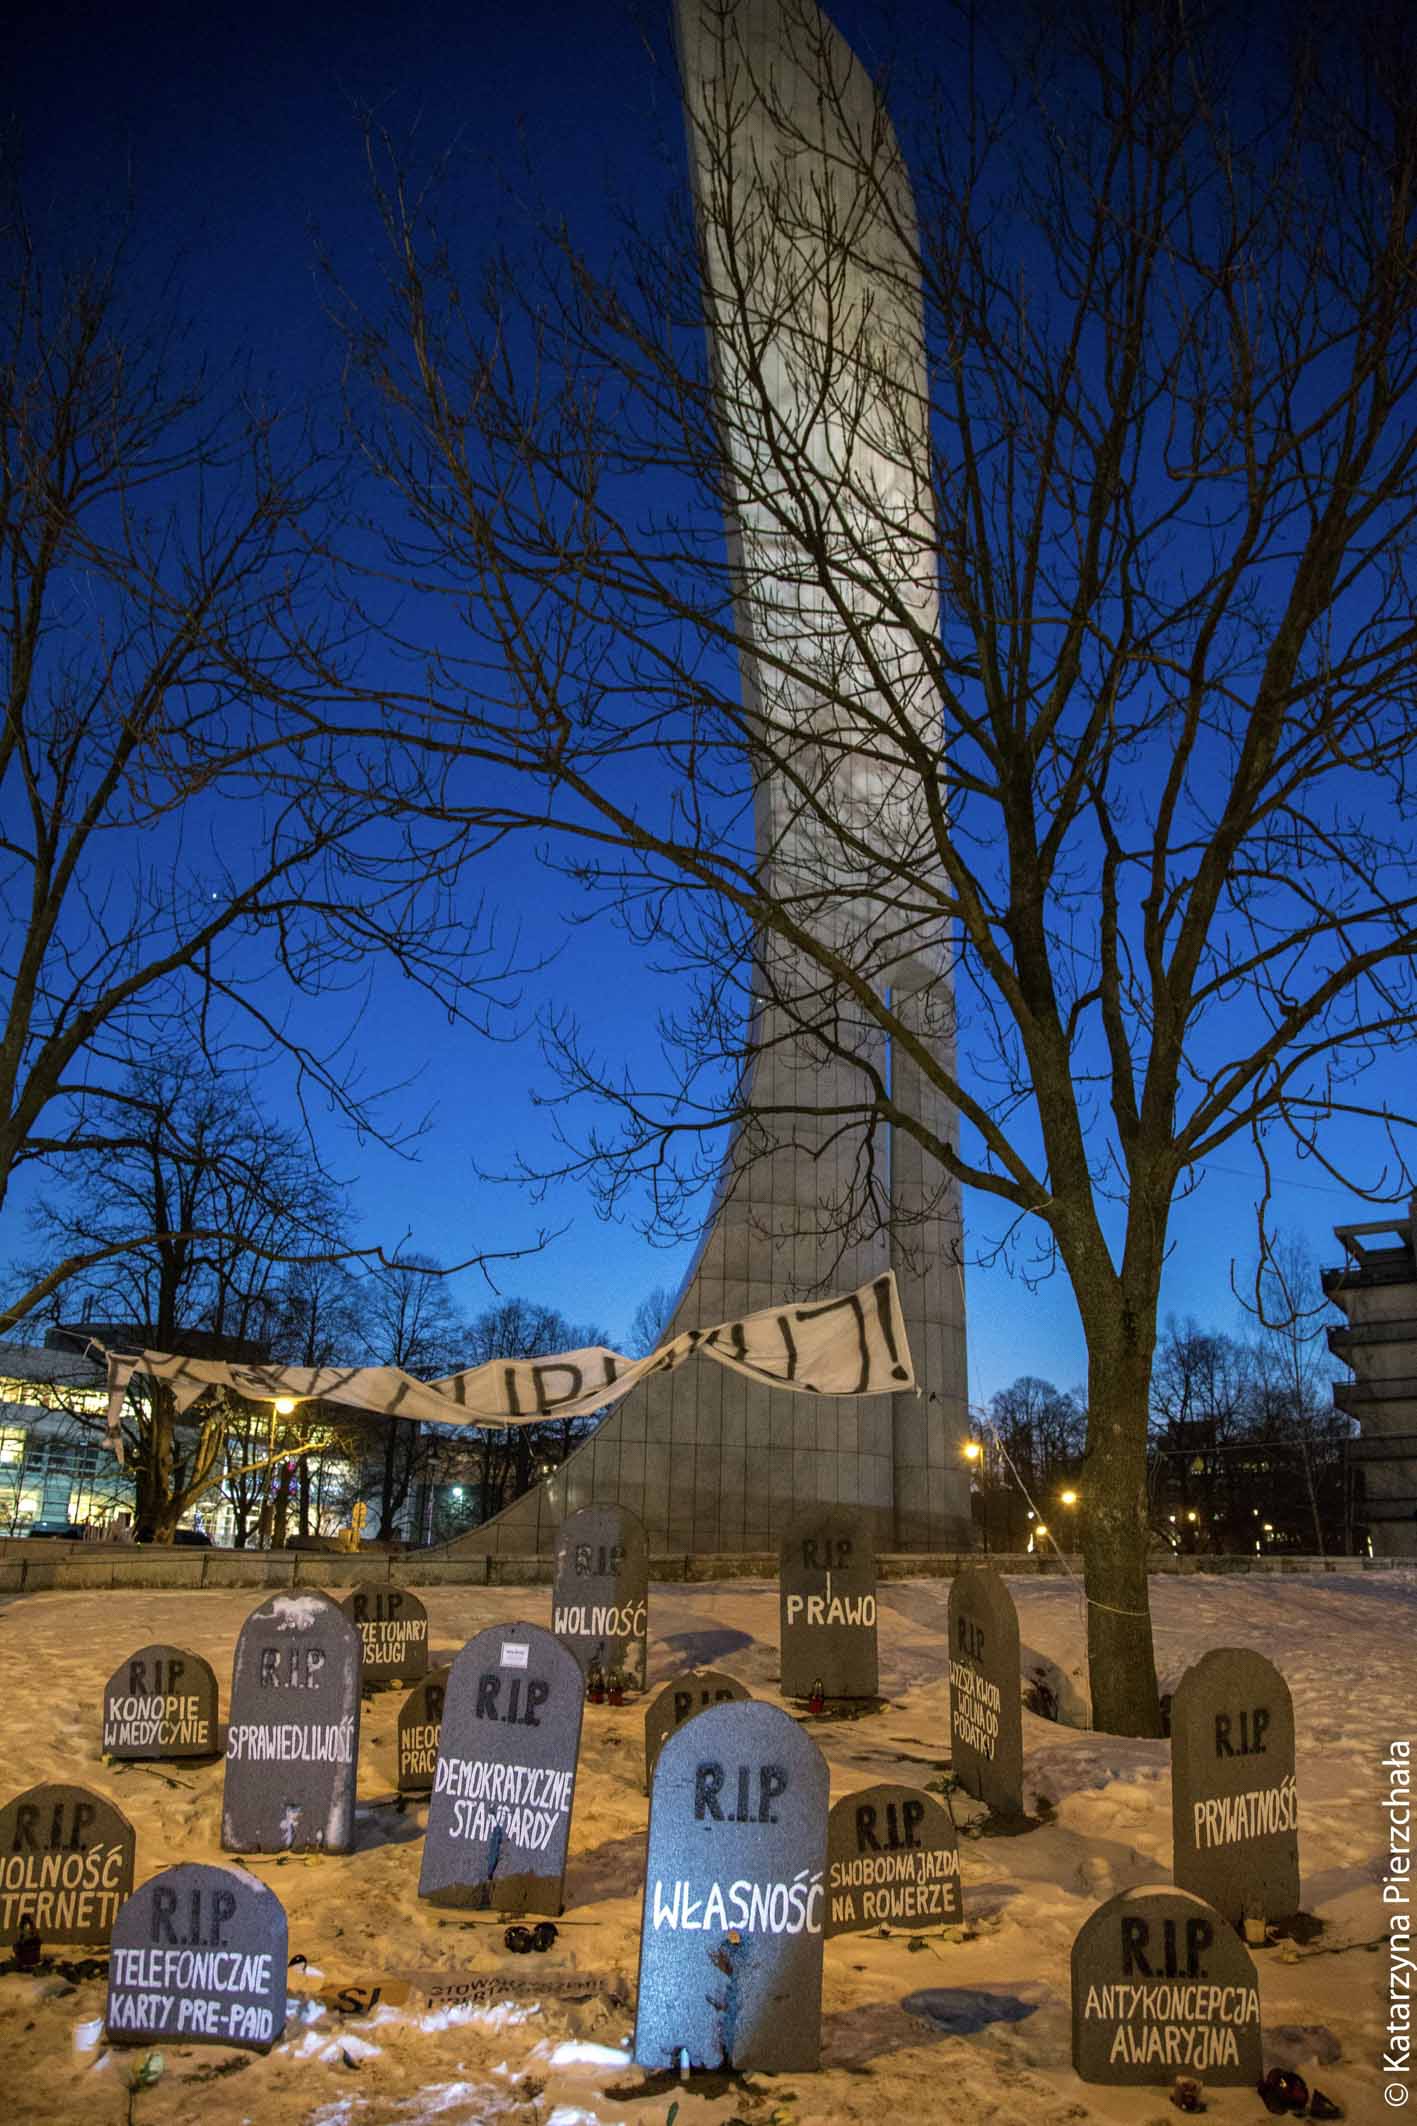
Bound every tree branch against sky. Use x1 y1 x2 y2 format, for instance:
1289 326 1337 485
0 169 537 1327
327 0 1417 1732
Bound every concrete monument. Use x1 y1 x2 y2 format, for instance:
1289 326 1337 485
440 0 968 1561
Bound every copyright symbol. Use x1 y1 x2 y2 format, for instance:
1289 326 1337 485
1386 2084 1409 2107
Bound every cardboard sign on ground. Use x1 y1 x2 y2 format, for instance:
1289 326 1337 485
418 1622 584 1916
635 1698 829 2073
398 1666 451 1794
552 1504 649 1692
947 1565 1023 1817
1170 1646 1300 1927
102 1644 219 1760
824 1782 962 1938
0 1783 135 1948
778 1506 878 1701
221 1590 361 1855
643 1669 751 1792
106 1862 286 2052
340 1586 430 1688
1072 1884 1263 2084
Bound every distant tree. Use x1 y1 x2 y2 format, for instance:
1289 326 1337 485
24 1060 354 1541
627 1285 678 1357
988 1376 1086 1499
457 1298 612 1525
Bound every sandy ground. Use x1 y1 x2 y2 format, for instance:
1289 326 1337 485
1 1570 1413 2125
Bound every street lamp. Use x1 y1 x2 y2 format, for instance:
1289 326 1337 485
1060 1488 1079 1507
274 1397 297 1417
962 1440 982 1464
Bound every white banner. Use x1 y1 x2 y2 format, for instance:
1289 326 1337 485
98 1272 914 1459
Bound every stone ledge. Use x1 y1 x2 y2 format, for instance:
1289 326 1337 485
0 1545 1407 1596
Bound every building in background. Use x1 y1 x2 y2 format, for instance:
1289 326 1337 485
1325 1198 1417 1558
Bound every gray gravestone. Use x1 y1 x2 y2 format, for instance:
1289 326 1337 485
221 1589 361 1854
102 1644 219 1761
778 1506 878 1701
552 1504 649 1692
948 1565 1023 1817
398 1666 451 1794
643 1669 751 1793
419 1621 584 1915
1170 1646 1300 1927
107 1862 286 2052
635 1698 828 2073
1072 1884 1263 2085
340 1585 430 1688
0 1783 135 1948
825 1782 962 1939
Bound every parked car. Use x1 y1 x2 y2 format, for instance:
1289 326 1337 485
24 1521 89 1539
135 1525 214 1547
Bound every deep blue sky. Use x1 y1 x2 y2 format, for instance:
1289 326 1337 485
6 0 1399 1390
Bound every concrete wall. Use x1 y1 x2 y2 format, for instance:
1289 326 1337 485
0 1538 1406 1596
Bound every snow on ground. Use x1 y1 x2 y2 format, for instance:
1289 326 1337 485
1 1571 1413 2124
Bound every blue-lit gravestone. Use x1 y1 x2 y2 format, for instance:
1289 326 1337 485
221 1590 361 1854
106 1862 286 2052
102 1644 219 1760
1171 1646 1300 1928
779 1506 878 1701
552 1504 649 1692
947 1565 1023 1817
635 1699 828 2073
825 1783 962 1938
398 1665 451 1794
643 1669 751 1793
1072 1884 1263 2085
419 1622 583 1916
340 1585 429 1688
0 1783 136 1948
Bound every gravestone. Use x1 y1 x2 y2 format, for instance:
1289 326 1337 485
778 1506 878 1701
102 1644 219 1760
340 1585 430 1688
1072 1884 1263 2085
221 1589 361 1854
398 1666 452 1794
825 1782 962 1938
643 1668 751 1792
552 1504 649 1692
107 1862 286 2052
419 1621 584 1915
635 1698 828 2073
0 1784 135 1948
947 1565 1023 1817
1170 1646 1300 1927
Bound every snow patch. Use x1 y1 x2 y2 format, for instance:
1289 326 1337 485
271 1593 331 1630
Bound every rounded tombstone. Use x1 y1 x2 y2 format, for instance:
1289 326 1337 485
635 1698 829 2074
102 1643 219 1761
825 1782 962 1939
1170 1646 1299 1928
419 1621 584 1916
643 1668 751 1793
1071 1883 1263 2085
0 1783 135 1949
947 1564 1024 1818
340 1584 430 1688
107 1862 286 2053
221 1588 362 1855
552 1504 649 1692
778 1504 878 1701
398 1665 452 1794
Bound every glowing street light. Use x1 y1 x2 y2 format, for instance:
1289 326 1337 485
1060 1488 1079 1507
273 1397 297 1417
962 1440 982 1463
1186 1510 1199 1524
1034 1524 1049 1540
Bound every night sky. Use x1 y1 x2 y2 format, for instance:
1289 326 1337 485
5 0 1396 1392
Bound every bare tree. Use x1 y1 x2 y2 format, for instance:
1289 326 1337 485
352 1253 467 1540
24 1059 355 1539
457 1297 612 1524
331 4 1417 1729
0 172 521 1337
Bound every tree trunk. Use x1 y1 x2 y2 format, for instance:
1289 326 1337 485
1081 1336 1163 1737
297 1454 312 1539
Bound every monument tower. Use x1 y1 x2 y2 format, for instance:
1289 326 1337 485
447 0 970 1557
